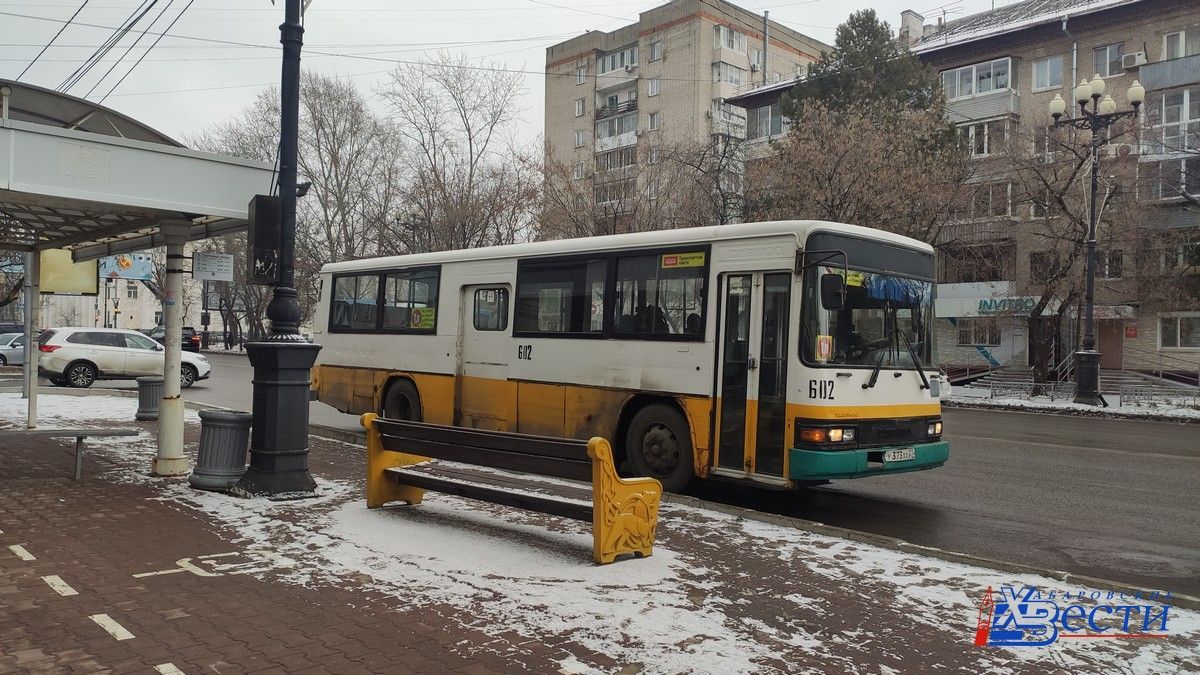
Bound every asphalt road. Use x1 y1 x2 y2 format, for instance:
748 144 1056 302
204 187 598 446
32 351 1200 596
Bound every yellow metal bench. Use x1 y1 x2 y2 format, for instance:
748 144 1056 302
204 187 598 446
361 413 661 564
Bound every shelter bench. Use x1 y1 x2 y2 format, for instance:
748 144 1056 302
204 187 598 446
361 413 662 564
0 428 140 479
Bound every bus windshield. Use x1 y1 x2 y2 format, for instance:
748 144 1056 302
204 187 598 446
803 266 934 368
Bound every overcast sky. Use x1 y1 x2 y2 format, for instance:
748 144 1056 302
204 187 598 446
2 0 1000 145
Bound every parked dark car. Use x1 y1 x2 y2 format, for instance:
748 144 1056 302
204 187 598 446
145 325 202 352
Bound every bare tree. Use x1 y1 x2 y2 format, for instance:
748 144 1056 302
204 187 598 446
378 53 531 252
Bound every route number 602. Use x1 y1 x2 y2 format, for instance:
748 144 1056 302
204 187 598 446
808 379 835 400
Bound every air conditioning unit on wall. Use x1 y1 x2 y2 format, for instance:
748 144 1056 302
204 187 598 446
624 64 635 72
1121 51 1146 69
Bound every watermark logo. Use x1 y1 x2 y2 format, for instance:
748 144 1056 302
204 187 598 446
974 585 1174 647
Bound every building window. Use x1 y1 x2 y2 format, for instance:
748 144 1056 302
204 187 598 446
126 281 138 299
473 288 509 332
954 183 1011 220
572 162 585 180
712 62 746 86
574 129 586 148
1097 249 1123 279
1144 85 1200 156
595 179 634 207
747 102 783 140
1029 250 1061 280
1165 31 1200 60
576 66 586 84
596 146 636 173
1159 314 1200 349
957 318 1001 347
515 258 607 335
648 111 661 131
649 40 663 61
750 48 763 69
574 99 585 117
1139 157 1200 200
648 77 661 97
1032 55 1063 92
940 244 1012 283
1161 241 1200 271
598 46 638 75
595 112 637 139
1093 43 1124 78
941 58 1011 101
958 119 1006 157
613 251 707 338
648 145 660 165
714 25 748 52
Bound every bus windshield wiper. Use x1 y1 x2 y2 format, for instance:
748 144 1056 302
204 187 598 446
861 347 887 389
897 324 930 391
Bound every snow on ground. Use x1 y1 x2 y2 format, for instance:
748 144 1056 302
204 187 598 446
3 394 1199 674
949 393 1200 421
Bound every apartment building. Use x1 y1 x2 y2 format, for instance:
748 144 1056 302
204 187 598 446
727 0 1200 377
544 0 826 228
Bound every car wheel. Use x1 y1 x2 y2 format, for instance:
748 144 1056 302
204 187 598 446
625 403 694 493
0 355 6 366
180 364 198 389
66 361 97 388
380 379 422 421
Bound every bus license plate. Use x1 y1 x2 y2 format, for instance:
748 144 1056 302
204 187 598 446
883 447 916 462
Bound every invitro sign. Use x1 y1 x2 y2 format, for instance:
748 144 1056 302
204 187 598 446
978 297 1037 315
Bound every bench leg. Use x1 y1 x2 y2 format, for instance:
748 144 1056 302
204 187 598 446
74 437 84 480
362 413 426 508
588 437 661 564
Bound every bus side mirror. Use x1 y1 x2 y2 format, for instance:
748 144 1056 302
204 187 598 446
820 273 844 310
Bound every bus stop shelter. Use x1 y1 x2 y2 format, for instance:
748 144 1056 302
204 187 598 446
0 78 274 475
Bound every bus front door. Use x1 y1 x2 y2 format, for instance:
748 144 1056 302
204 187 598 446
714 272 791 482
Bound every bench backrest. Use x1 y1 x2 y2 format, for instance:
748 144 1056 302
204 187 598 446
372 418 591 482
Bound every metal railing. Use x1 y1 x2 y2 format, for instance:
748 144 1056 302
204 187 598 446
1120 385 1200 408
1050 353 1074 382
596 99 637 120
1121 344 1200 388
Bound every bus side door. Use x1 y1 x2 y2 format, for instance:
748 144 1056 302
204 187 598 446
456 285 516 431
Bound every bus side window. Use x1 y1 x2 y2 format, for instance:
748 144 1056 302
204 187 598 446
473 288 509 331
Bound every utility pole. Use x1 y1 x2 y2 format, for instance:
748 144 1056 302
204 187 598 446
235 0 321 498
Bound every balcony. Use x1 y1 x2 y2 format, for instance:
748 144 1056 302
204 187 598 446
1139 53 1200 91
596 99 637 121
596 66 637 92
945 88 1020 124
596 130 637 153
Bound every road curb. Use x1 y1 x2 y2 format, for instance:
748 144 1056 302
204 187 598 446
661 492 1200 612
944 400 1200 424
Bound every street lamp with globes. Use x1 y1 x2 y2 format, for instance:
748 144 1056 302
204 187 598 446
1047 75 1144 406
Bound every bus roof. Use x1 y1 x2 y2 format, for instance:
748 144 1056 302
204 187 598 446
320 220 933 275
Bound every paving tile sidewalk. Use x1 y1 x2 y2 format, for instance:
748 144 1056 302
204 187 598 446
2 393 1199 674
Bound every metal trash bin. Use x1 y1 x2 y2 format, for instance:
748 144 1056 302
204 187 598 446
190 410 253 491
135 376 164 421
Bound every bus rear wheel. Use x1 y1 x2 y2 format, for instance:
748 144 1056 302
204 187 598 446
381 379 422 421
625 404 693 493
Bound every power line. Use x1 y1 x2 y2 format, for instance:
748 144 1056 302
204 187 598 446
58 0 159 92
85 0 175 98
15 0 89 81
99 0 196 103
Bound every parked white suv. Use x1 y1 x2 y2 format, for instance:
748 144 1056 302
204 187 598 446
38 327 211 389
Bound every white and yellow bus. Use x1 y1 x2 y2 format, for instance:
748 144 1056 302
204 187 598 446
312 220 949 492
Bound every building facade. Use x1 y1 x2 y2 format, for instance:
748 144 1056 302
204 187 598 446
727 0 1200 379
543 0 826 232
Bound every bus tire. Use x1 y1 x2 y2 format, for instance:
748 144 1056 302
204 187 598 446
625 403 693 493
381 379 422 421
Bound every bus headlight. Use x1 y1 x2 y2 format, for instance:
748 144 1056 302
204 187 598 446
798 425 856 446
927 421 943 437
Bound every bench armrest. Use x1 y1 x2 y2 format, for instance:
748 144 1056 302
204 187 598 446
362 413 428 508
587 437 661 564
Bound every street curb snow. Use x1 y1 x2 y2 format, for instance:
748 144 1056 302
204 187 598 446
660 493 1200 612
944 399 1200 424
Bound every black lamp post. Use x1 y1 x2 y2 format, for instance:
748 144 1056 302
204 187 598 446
235 0 321 498
1048 74 1145 406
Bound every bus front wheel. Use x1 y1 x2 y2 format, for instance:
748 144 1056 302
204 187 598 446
381 379 422 421
625 404 693 493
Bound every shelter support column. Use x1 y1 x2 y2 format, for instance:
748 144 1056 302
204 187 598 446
152 222 190 476
23 251 39 428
